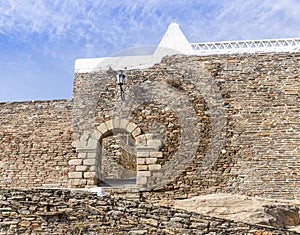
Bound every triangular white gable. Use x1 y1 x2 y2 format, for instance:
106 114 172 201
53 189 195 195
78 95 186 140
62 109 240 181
154 22 194 58
75 23 194 72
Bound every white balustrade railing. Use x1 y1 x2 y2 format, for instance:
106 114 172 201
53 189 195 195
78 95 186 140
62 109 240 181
191 38 300 55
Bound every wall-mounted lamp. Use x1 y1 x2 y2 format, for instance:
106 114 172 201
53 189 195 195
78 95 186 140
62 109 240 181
116 70 126 100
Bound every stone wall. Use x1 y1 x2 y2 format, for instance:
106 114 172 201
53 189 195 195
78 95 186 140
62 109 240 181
72 52 300 199
0 100 76 188
0 52 299 200
199 52 300 199
0 188 297 234
101 135 136 179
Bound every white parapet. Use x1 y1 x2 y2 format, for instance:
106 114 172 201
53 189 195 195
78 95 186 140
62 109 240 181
75 23 300 73
191 38 300 55
75 22 193 73
75 55 156 73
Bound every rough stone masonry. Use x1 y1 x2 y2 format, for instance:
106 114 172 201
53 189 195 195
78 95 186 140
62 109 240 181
0 188 298 234
0 52 299 200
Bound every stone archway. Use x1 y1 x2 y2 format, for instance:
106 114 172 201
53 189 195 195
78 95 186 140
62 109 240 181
97 119 141 186
69 118 163 189
100 133 136 184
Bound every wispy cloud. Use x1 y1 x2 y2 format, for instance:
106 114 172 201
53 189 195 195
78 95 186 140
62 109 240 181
1 0 299 56
184 0 300 42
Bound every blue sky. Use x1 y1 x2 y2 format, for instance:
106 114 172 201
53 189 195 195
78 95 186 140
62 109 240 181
0 0 299 102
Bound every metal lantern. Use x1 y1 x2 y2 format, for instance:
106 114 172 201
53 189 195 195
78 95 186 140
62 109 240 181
117 70 125 85
116 70 126 100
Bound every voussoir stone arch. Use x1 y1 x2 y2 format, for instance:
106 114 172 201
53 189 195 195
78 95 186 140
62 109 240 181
69 118 163 189
68 118 143 188
94 118 143 142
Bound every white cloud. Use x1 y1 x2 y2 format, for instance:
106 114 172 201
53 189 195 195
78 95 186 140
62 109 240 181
0 0 299 56
206 0 300 41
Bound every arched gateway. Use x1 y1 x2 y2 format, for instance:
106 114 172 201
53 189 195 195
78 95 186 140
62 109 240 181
69 118 163 189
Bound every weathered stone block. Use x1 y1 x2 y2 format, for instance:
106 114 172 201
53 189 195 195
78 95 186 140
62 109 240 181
119 119 129 129
84 172 97 179
86 179 98 186
68 159 82 166
137 152 149 158
87 152 98 159
146 158 157 164
136 176 148 185
147 140 162 148
148 164 161 171
76 165 88 172
112 118 120 129
135 135 147 145
105 120 113 131
87 139 98 149
137 158 146 165
149 152 163 158
97 123 108 135
71 178 86 186
126 122 137 133
137 171 151 177
75 140 88 149
137 165 148 171
89 166 97 171
132 127 142 137
68 172 83 179
91 130 101 140
83 159 97 166
78 153 87 159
